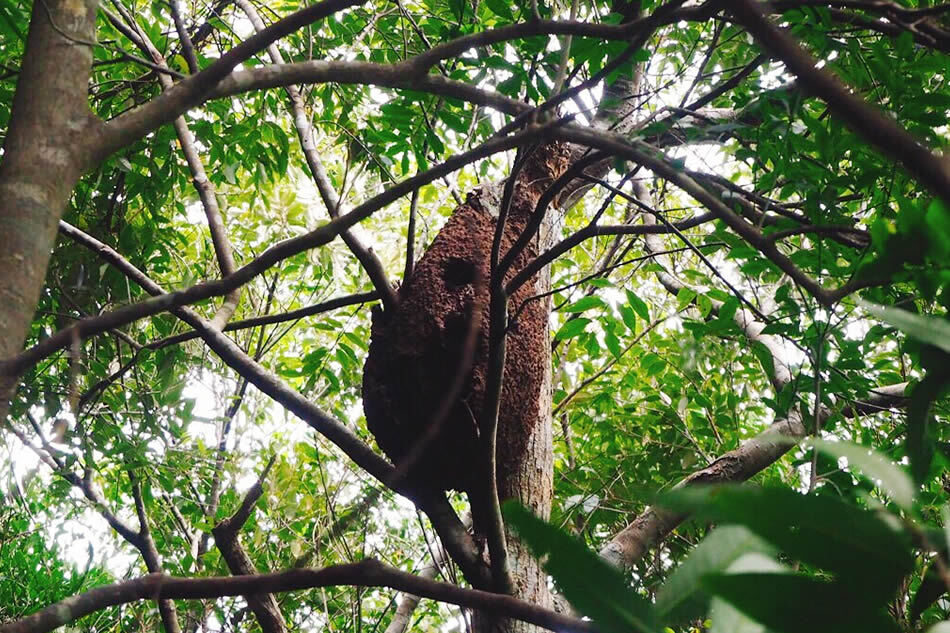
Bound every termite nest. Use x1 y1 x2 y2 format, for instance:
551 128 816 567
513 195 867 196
362 142 572 494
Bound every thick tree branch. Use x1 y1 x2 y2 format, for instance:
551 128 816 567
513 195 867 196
549 126 882 307
40 221 490 587
93 0 364 160
168 0 199 74
211 455 287 633
129 469 183 633
0 559 595 633
234 0 399 313
3 125 552 377
0 0 100 419
599 383 909 570
477 148 538 595
96 4 716 160
730 0 950 206
592 184 902 569
5 121 892 379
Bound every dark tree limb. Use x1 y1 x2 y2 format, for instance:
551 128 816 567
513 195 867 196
0 559 596 633
38 220 490 587
129 469 183 633
211 456 287 633
730 0 950 206
3 124 553 377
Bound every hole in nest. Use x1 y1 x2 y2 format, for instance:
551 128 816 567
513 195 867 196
443 257 476 288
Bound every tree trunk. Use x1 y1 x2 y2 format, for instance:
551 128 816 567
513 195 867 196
472 151 561 633
475 336 554 633
0 0 99 416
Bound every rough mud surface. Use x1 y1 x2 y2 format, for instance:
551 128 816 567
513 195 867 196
362 142 572 494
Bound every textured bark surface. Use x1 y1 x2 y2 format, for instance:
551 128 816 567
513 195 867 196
0 0 100 412
364 142 570 632
472 174 559 633
476 293 555 633
362 142 571 494
211 526 288 633
363 204 545 492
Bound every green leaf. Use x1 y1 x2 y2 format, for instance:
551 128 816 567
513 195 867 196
858 300 950 355
709 552 786 633
633 48 651 62
676 287 697 310
503 502 660 633
657 526 776 622
626 289 650 320
605 330 622 359
657 485 913 598
800 437 915 510
749 341 775 380
564 296 604 313
483 0 513 20
718 297 739 322
702 573 900 633
555 317 590 341
619 304 638 332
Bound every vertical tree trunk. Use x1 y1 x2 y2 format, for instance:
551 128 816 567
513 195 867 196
485 333 555 633
0 0 99 414
473 155 561 633
362 138 570 632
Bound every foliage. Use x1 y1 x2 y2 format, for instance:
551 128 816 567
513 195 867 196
0 505 117 627
1 0 950 632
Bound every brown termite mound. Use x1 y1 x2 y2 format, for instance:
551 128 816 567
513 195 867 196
362 142 572 495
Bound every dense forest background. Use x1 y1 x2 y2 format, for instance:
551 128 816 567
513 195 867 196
1 0 950 632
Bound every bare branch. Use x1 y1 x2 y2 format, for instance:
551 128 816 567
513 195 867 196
548 125 884 307
234 0 399 312
730 0 950 205
600 383 910 570
168 0 199 74
93 0 365 160
0 559 595 633
129 468 182 633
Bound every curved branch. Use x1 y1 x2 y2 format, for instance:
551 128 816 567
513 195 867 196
3 124 553 376
548 125 882 307
0 559 595 633
95 4 714 160
107 2 242 329
93 0 364 161
45 222 489 587
730 0 950 206
599 382 909 570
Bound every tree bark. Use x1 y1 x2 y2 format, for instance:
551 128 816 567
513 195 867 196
478 336 555 633
211 528 288 633
0 0 100 416
473 161 559 633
